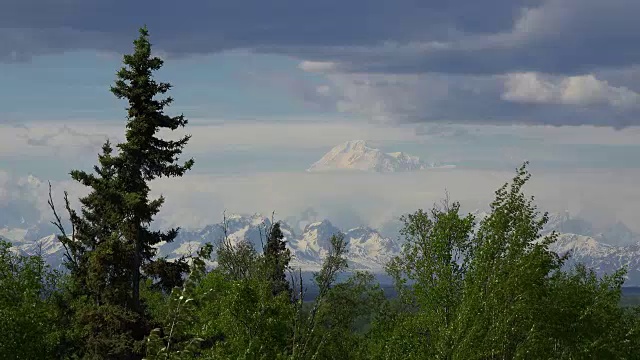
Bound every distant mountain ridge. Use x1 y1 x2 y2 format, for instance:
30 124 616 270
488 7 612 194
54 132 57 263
6 213 401 273
6 212 640 285
307 140 453 173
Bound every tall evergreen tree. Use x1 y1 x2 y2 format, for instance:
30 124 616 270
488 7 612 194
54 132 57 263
51 26 194 359
110 25 194 311
65 140 131 303
263 221 292 298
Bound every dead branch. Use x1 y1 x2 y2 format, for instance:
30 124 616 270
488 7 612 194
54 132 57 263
47 181 78 270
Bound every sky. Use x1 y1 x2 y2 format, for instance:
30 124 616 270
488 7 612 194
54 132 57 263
1 0 640 233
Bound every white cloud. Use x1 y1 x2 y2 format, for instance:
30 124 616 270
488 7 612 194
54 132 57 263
298 61 338 73
136 168 640 233
0 123 118 158
295 67 640 127
327 72 474 123
503 73 640 108
0 170 86 227
3 118 640 235
0 119 425 159
3 151 640 235
501 73 556 104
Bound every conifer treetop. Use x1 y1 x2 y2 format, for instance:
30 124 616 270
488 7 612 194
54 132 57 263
110 25 194 181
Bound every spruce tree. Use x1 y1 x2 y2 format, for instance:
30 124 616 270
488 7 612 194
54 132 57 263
52 26 194 359
263 222 292 298
110 25 194 312
66 140 132 303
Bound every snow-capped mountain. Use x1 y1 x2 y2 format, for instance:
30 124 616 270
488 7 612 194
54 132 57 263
307 140 452 173
5 212 640 284
179 215 399 271
5 214 401 272
549 233 640 281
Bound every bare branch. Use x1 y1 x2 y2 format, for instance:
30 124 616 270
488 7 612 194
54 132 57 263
47 181 78 269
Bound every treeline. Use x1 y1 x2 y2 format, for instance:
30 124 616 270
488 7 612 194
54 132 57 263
1 27 640 359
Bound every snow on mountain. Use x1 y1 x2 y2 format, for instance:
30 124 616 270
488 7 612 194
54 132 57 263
158 213 285 259
549 233 640 281
5 211 640 284
470 210 640 281
17 234 64 258
344 226 401 269
10 234 67 268
5 214 400 273
550 233 616 259
307 140 452 173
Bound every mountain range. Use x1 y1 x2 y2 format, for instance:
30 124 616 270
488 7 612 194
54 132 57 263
4 214 401 274
307 140 454 173
4 210 640 285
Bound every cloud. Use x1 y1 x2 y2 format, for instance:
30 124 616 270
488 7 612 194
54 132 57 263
504 125 640 146
40 167 640 235
0 122 117 159
0 119 429 161
298 61 338 73
414 124 470 138
130 165 640 236
328 73 497 123
2 0 638 77
0 119 429 180
0 171 80 228
318 71 640 127
20 125 110 154
1 0 532 61
4 0 639 128
2 121 640 233
502 73 640 108
304 0 640 76
4 119 640 187
238 70 340 111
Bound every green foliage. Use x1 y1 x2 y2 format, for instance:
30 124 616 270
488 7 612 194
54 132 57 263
291 233 353 359
362 162 640 360
143 244 213 360
144 257 191 294
264 221 293 298
217 239 259 282
452 162 565 359
540 264 633 358
163 236 294 359
200 226 294 358
378 198 475 359
0 240 62 359
109 24 194 311
311 271 386 360
46 26 195 359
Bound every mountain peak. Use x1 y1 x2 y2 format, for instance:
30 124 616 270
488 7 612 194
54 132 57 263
307 140 445 173
341 139 368 151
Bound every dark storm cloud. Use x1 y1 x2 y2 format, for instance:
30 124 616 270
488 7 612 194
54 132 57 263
3 0 639 127
3 0 638 76
0 0 536 65
330 0 640 76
